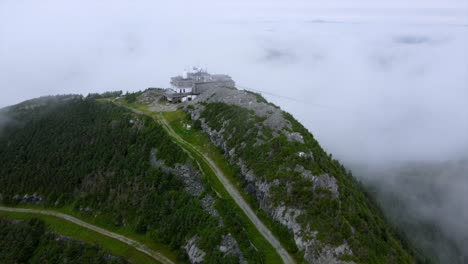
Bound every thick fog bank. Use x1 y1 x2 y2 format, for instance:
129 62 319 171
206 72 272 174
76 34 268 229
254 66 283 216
351 160 468 263
2 18 467 163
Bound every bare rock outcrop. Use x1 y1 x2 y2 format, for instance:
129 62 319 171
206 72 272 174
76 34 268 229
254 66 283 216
184 236 206 264
137 88 164 105
200 194 219 218
304 241 354 264
190 88 291 131
150 149 204 197
286 131 305 144
11 193 44 204
295 165 340 199
219 234 247 263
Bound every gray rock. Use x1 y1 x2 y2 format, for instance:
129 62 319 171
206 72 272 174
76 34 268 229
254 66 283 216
150 150 204 197
245 183 257 196
286 132 305 144
255 180 273 211
201 194 219 217
219 234 247 264
15 193 44 205
310 174 340 199
272 205 305 246
297 151 314 160
149 149 166 171
190 88 291 131
174 164 205 197
296 168 339 198
304 241 354 264
301 170 314 180
184 236 206 264
254 138 266 146
137 89 164 105
294 165 305 173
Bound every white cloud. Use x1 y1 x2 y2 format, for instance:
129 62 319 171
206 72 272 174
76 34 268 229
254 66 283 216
0 0 467 162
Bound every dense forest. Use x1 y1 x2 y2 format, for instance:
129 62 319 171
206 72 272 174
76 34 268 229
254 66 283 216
0 217 127 264
0 96 256 263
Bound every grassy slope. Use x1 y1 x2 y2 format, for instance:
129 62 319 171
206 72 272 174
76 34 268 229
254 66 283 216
117 101 285 264
56 205 177 262
0 211 159 264
0 204 178 263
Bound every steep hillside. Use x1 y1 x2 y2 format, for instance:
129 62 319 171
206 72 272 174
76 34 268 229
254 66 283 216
0 95 262 263
0 91 419 264
185 88 416 263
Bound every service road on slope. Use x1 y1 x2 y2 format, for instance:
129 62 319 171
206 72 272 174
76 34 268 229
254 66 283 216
158 112 295 264
115 101 295 264
0 206 173 264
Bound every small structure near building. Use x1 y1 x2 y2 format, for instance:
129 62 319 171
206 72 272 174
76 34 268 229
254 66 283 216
164 67 235 103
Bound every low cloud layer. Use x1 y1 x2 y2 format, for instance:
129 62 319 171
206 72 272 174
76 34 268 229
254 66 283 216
394 35 433 45
356 160 468 262
260 48 297 64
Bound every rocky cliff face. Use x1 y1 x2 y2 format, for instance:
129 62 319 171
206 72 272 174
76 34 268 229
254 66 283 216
150 149 205 197
184 236 206 264
186 88 354 263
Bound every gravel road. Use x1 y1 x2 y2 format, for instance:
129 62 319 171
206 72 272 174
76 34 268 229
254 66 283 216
157 113 295 264
115 101 295 264
0 206 173 264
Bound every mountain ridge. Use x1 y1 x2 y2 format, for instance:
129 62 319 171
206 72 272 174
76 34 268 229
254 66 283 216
0 89 418 263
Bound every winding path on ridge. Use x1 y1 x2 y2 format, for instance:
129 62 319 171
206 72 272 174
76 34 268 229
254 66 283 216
0 206 173 264
115 101 295 264
158 112 295 264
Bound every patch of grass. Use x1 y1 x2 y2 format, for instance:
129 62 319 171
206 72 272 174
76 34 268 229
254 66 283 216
9 203 178 262
0 211 159 264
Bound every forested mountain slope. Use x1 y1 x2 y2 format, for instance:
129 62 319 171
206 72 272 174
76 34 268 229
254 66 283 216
184 88 417 263
0 96 259 263
0 91 420 264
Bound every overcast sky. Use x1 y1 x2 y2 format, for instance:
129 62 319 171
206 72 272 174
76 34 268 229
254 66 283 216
1 0 467 164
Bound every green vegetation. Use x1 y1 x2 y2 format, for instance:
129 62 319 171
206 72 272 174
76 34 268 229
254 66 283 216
194 102 416 263
0 98 240 263
0 90 422 264
163 110 300 262
124 91 144 103
0 210 160 264
115 102 282 263
87 91 123 100
0 216 128 264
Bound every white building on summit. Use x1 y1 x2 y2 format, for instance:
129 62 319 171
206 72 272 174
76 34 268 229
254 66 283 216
164 67 235 103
